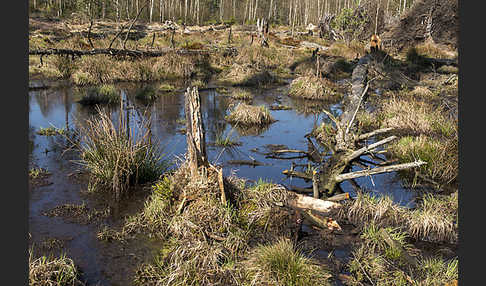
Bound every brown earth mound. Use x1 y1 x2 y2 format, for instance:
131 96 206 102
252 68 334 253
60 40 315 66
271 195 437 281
382 0 458 51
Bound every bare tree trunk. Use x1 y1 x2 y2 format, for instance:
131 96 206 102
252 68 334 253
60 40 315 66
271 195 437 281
220 0 224 22
126 0 131 20
185 0 188 22
58 0 62 17
185 87 208 177
115 0 120 22
268 0 273 19
150 0 154 22
160 0 163 22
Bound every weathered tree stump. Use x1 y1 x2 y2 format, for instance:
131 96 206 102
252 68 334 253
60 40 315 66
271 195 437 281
185 87 208 177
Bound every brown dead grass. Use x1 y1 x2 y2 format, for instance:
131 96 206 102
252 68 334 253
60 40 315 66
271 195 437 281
225 103 276 126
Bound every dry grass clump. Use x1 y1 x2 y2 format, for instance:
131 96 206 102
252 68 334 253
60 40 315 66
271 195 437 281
29 249 84 286
77 84 119 105
378 96 455 137
328 40 365 60
229 88 253 100
245 238 332 286
408 192 458 244
218 62 280 87
225 102 276 126
414 41 457 59
389 134 458 184
347 224 458 286
289 75 342 101
75 108 167 199
338 192 458 244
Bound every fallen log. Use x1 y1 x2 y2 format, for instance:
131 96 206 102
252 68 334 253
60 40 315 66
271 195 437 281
28 47 235 58
326 193 350 202
287 192 342 214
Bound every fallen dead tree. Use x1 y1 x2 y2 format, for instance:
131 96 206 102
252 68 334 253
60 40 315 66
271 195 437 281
284 52 426 197
29 46 236 59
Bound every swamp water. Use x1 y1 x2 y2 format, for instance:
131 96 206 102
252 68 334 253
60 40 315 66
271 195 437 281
29 80 417 285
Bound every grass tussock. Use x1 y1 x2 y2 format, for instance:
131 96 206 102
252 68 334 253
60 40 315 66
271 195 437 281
246 238 332 286
76 108 167 199
229 88 253 100
413 42 457 60
77 84 119 105
289 75 342 101
218 63 280 87
29 249 84 286
225 103 276 127
378 96 456 137
347 224 458 286
339 192 458 244
37 126 67 136
389 134 458 184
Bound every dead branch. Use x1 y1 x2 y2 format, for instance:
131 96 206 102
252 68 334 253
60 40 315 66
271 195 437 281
346 135 397 162
335 160 426 182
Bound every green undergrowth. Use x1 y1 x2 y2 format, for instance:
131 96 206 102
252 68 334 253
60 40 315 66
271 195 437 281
339 191 458 244
347 224 458 286
29 248 84 286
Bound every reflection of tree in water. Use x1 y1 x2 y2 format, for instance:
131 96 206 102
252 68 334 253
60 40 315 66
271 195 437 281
32 89 65 118
152 92 183 136
231 123 271 137
202 90 233 142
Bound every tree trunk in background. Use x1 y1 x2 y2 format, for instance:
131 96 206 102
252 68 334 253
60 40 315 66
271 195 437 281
159 0 164 23
185 0 188 22
150 0 154 22
220 0 224 22
115 0 120 21
268 0 273 19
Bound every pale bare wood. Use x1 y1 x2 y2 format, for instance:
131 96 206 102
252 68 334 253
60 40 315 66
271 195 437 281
356 127 394 141
287 192 342 214
346 135 397 162
335 160 426 182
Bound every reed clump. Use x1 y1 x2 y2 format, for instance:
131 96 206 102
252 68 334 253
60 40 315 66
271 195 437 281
75 108 167 199
29 249 84 286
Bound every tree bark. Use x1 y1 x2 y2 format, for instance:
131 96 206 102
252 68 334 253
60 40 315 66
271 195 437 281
185 87 208 177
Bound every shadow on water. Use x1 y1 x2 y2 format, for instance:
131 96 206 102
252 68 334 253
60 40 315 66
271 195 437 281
29 79 420 285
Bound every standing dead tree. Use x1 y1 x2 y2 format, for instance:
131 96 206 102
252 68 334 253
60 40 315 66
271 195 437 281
185 87 209 177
